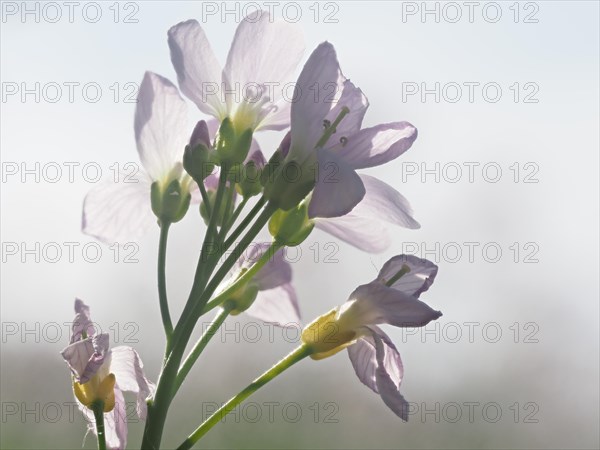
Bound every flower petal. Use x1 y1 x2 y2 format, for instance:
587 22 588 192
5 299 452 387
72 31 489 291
61 333 109 383
347 325 403 394
377 255 438 298
290 42 341 160
340 282 442 329
134 72 190 180
356 175 420 229
102 386 127 450
71 299 95 343
373 330 409 421
308 148 365 219
324 79 369 141
233 243 292 290
108 346 155 420
244 283 301 328
82 172 155 245
335 122 417 170
225 10 304 131
168 20 225 119
314 215 391 253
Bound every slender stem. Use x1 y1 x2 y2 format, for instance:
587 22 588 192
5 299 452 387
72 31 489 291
224 196 267 249
217 185 235 242
174 306 232 394
186 202 278 325
198 181 212 218
202 241 282 315
158 223 173 342
224 197 248 237
91 401 107 450
177 345 312 450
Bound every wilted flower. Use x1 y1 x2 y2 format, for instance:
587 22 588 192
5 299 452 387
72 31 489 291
301 255 441 420
61 300 155 449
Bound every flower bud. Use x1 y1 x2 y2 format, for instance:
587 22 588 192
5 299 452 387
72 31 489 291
237 160 263 198
215 117 253 166
268 202 314 246
224 282 260 315
151 178 191 225
183 143 216 184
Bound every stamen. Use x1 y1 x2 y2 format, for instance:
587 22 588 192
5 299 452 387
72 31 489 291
323 119 331 129
315 107 350 149
339 136 348 146
385 264 411 287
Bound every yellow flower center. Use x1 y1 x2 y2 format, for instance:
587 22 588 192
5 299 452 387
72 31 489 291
73 373 116 412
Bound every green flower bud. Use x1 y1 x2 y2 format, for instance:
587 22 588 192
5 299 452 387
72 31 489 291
268 202 314 247
215 118 253 166
183 143 216 184
225 281 260 315
237 161 263 198
151 178 191 225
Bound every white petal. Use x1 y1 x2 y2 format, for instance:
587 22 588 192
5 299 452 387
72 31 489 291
315 215 391 253
324 79 368 141
168 20 226 119
225 10 304 130
135 72 190 179
356 175 420 229
103 386 127 450
290 42 341 160
108 346 155 420
82 173 156 245
244 284 301 328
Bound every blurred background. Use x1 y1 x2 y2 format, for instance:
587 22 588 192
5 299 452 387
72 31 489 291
1 1 598 449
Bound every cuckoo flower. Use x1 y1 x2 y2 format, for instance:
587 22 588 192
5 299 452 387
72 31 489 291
221 242 300 327
60 300 155 450
301 255 441 420
168 10 304 134
267 42 420 251
82 71 194 244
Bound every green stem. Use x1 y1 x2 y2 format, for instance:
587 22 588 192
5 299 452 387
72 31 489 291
224 196 267 249
92 401 107 450
176 345 312 450
202 241 283 315
217 185 235 242
174 306 232 394
158 223 173 342
198 181 212 218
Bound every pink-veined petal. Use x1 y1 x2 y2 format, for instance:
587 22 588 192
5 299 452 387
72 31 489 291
335 122 417 170
134 72 189 180
108 346 155 420
308 148 365 219
244 283 301 328
347 325 403 395
61 333 109 383
232 243 292 291
340 282 442 329
376 255 438 298
290 42 341 160
168 20 226 119
71 298 95 343
82 172 155 245
372 330 409 421
324 79 369 140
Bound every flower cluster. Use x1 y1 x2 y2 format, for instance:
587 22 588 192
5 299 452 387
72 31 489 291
64 11 443 450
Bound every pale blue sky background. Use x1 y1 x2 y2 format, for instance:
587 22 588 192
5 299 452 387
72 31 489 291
1 2 599 449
